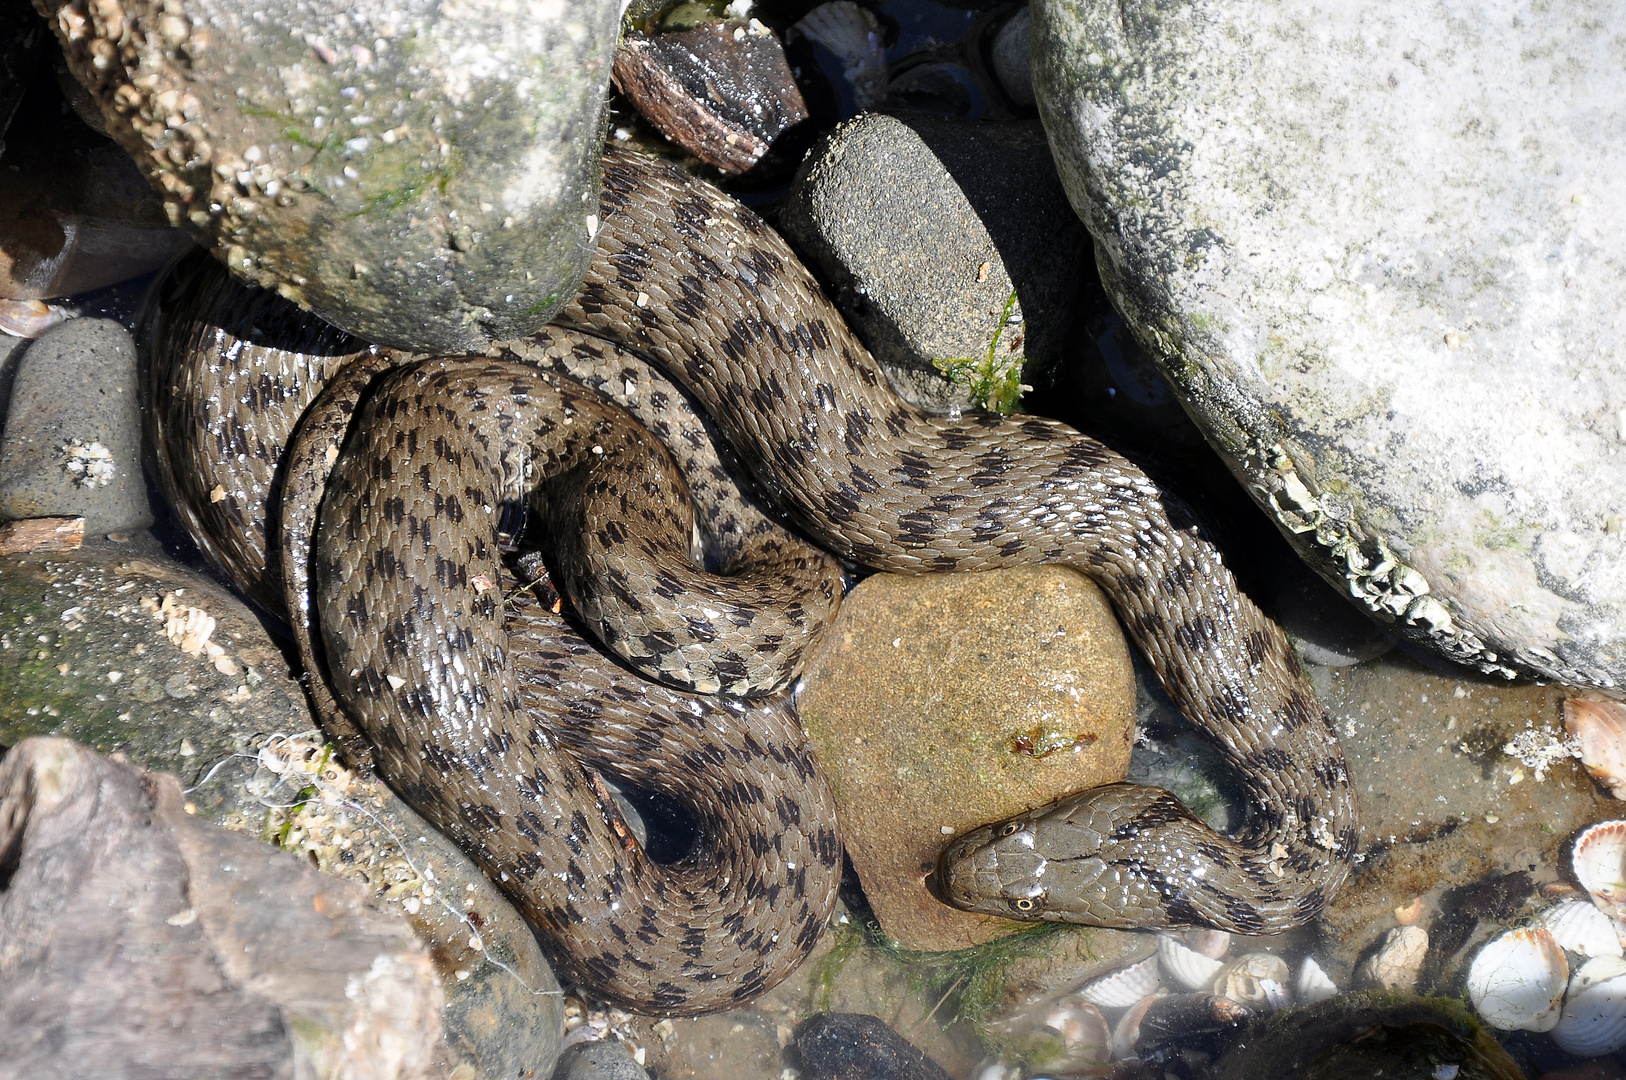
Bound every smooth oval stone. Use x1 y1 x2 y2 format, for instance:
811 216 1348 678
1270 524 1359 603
41 0 621 352
1033 0 1626 689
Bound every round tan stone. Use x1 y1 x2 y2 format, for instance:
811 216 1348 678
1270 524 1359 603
798 565 1135 952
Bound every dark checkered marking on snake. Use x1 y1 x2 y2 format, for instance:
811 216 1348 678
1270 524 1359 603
142 147 1356 1014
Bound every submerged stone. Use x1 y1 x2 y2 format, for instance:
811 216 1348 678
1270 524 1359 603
798 566 1135 951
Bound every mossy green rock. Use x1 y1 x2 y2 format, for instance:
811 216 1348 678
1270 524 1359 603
0 542 563 1080
38 0 620 352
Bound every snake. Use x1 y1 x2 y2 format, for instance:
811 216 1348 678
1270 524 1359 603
141 147 1357 1012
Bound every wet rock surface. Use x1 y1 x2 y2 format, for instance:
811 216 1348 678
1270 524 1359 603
0 64 191 300
551 1040 652 1080
1308 654 1619 986
792 1012 955 1080
780 111 1089 412
38 0 620 352
0 317 153 532
0 541 564 1080
0 735 447 1079
613 20 809 176
1033 0 1626 689
798 566 1136 951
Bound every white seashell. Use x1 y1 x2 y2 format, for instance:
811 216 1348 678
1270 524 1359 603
1566 700 1626 800
1541 899 1625 958
1363 925 1428 992
1183 929 1232 959
1028 995 1111 1069
1573 820 1626 922
1158 933 1225 990
1079 956 1161 1009
1466 927 1568 1032
1296 956 1339 1004
1212 952 1291 1007
1551 955 1626 1056
1110 989 1166 1061
968 1058 1021 1080
792 2 888 110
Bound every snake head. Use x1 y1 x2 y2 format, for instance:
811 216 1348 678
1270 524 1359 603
934 816 1053 918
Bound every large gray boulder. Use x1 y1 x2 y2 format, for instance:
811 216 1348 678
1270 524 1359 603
1032 0 1626 687
35 0 620 352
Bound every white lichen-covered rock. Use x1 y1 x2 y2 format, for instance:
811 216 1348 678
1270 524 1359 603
1032 0 1626 688
35 0 619 353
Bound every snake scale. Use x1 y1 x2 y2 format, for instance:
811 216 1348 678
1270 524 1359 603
142 147 1356 1013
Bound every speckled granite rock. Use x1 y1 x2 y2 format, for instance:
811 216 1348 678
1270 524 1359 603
35 0 619 352
0 735 449 1079
797 566 1135 951
0 541 564 1080
780 112 1089 412
0 317 153 532
1032 0 1626 688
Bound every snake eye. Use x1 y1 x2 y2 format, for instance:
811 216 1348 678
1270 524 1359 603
1010 897 1037 912
1000 822 1022 837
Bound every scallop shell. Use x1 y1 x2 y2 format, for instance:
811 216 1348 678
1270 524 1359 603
1079 956 1162 1009
792 2 888 110
1296 956 1339 1005
1184 929 1232 960
1158 933 1225 990
1573 820 1626 921
1541 898 1625 959
1551 955 1626 1056
1466 927 1568 1032
1363 924 1429 992
1212 952 1291 1007
1568 700 1626 800
1110 989 1166 1061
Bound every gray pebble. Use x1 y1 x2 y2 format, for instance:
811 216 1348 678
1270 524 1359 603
779 112 1088 412
991 7 1033 108
552 1041 651 1080
0 317 151 533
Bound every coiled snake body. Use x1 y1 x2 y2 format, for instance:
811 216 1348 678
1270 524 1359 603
144 149 1356 1013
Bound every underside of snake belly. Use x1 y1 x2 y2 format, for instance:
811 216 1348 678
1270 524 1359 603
559 149 1358 932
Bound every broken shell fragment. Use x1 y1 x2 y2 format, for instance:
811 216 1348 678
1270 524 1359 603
1183 929 1231 959
1566 699 1626 800
790 1 888 110
1362 924 1429 992
1296 956 1339 1005
1211 952 1290 1008
0 299 72 339
1540 898 1625 959
1466 927 1568 1032
1158 933 1225 991
1573 820 1626 921
1550 955 1626 1057
1110 989 1167 1061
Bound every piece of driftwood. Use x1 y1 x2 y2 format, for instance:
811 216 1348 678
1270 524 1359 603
613 22 809 174
0 737 448 1080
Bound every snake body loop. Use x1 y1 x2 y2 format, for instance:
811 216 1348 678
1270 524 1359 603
559 150 1357 931
144 148 1358 1014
